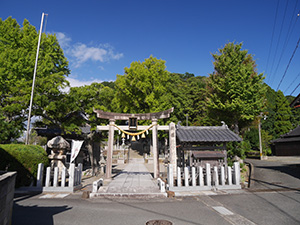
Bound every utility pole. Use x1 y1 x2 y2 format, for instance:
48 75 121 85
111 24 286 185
258 116 263 160
25 13 46 145
258 113 266 160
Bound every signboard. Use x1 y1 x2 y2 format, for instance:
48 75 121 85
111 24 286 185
70 140 84 163
129 117 138 130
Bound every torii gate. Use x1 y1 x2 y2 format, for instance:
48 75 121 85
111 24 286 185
93 108 177 179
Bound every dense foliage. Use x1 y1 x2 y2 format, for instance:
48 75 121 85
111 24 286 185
206 42 266 134
0 17 70 143
0 144 49 187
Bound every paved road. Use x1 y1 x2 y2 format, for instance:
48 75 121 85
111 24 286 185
12 156 300 225
246 156 300 191
12 190 300 225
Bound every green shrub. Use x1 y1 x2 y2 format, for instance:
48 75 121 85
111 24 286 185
0 144 49 187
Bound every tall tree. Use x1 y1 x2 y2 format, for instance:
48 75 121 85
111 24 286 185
0 17 70 143
114 56 171 114
206 42 266 134
272 90 292 138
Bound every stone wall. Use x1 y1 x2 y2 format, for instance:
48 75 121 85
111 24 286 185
0 171 17 225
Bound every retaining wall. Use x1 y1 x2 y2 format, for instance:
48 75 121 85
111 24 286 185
0 171 17 225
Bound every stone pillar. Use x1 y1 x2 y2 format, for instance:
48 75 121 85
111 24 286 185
69 163 75 187
167 164 173 187
192 167 196 186
152 119 159 178
36 163 44 188
206 163 211 186
184 167 189 187
169 122 177 177
61 167 66 187
53 167 59 187
233 162 240 185
45 167 51 187
106 119 115 179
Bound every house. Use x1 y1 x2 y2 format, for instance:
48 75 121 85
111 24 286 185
271 126 300 156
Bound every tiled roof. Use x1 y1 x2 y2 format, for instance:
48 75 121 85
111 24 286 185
176 125 242 143
272 126 300 143
281 126 300 137
192 151 226 159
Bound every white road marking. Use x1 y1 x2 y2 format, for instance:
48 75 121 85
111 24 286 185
55 194 69 198
39 194 54 199
39 194 69 199
212 206 234 215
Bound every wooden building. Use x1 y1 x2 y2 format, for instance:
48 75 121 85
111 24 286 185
271 126 300 156
176 123 242 168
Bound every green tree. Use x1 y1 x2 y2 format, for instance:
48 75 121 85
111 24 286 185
261 85 277 137
272 90 292 138
0 17 70 143
114 56 170 114
206 42 266 134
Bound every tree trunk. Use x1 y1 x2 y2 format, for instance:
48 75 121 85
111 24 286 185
86 139 95 176
86 132 101 176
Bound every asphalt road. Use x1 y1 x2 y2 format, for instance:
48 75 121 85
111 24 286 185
12 156 300 225
12 190 300 225
245 156 300 191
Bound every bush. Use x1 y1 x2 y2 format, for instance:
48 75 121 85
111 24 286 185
0 144 49 187
227 141 250 166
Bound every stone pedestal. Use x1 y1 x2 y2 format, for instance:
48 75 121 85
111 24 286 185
47 136 70 177
48 148 67 176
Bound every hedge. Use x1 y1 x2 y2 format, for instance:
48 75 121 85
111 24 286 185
0 144 49 187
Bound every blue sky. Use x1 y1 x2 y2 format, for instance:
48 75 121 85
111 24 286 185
1 0 300 96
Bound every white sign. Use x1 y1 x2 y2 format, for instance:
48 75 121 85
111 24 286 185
70 140 84 163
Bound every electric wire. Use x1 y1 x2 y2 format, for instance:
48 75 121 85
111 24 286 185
269 0 289 86
266 0 280 82
276 36 300 91
284 71 300 93
271 1 299 81
290 80 300 96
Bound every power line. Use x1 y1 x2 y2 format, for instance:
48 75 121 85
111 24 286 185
271 0 299 80
269 0 289 86
266 0 280 82
276 36 300 91
284 71 300 93
290 80 300 96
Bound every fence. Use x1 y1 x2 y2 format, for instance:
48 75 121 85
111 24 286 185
36 163 82 192
167 162 241 192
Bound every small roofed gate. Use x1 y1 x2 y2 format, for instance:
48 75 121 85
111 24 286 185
94 108 175 179
167 123 243 191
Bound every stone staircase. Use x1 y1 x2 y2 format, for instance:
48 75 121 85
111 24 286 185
129 149 144 163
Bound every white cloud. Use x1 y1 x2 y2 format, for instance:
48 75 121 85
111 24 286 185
56 32 72 48
54 32 124 68
70 43 107 67
69 43 124 68
67 77 104 87
61 77 105 93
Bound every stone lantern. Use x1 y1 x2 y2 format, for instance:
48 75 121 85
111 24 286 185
47 136 70 175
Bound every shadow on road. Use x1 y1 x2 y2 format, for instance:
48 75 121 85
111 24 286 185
12 194 72 225
249 178 300 192
255 164 300 180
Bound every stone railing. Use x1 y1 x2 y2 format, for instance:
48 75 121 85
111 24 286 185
36 163 82 192
167 162 241 192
